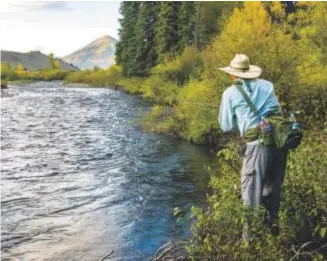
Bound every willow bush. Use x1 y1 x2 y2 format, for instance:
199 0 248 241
151 46 204 86
174 79 222 143
115 76 144 94
142 75 179 104
64 65 123 87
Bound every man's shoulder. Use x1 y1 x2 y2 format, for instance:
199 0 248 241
223 85 239 97
222 78 274 98
256 78 274 88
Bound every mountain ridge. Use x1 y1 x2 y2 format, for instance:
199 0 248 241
62 35 117 70
1 50 79 71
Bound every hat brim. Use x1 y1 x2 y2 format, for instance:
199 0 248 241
218 65 262 79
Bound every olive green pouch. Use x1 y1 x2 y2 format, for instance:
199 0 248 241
266 116 303 150
236 83 303 150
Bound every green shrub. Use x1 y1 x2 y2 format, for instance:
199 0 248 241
105 65 123 86
151 46 204 85
116 77 144 94
188 134 327 261
174 79 222 144
1 62 70 82
142 75 179 104
64 65 123 87
142 105 178 135
64 70 93 84
1 63 16 80
281 134 327 245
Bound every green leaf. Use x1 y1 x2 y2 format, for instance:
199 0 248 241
319 227 327 238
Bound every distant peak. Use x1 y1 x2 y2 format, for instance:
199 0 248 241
94 35 117 43
62 35 117 69
99 35 109 40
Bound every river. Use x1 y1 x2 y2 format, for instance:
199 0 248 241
1 82 215 261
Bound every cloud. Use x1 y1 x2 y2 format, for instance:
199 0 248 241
5 1 71 12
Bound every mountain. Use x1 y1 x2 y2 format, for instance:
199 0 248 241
1 50 79 71
62 35 118 70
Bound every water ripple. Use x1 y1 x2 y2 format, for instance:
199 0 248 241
1 82 214 261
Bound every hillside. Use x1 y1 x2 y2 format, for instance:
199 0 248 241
62 35 117 70
1 50 79 71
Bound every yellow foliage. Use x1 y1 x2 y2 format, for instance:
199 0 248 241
269 2 287 23
176 79 221 142
142 75 179 104
54 60 60 70
116 77 144 94
16 64 25 77
202 1 326 120
151 46 203 85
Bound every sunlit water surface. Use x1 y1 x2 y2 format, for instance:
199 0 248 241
1 82 214 261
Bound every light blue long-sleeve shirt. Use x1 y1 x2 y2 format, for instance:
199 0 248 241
218 78 281 137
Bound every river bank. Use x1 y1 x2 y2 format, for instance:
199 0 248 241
8 79 35 85
63 69 327 259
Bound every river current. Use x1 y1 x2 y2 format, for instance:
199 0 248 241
1 82 214 261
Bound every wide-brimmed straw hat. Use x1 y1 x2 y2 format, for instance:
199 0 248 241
219 54 262 79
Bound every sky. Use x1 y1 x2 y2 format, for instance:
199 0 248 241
0 1 121 57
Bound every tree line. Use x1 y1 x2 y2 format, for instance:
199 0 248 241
115 1 241 77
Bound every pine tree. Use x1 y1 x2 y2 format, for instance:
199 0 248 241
154 2 181 62
177 2 196 52
49 53 56 69
115 1 240 76
134 1 159 76
194 2 241 50
115 2 140 76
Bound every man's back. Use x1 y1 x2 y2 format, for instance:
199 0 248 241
219 78 281 136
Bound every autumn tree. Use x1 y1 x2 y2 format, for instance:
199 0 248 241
16 64 25 77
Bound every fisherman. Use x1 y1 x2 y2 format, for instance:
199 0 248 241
218 54 288 236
